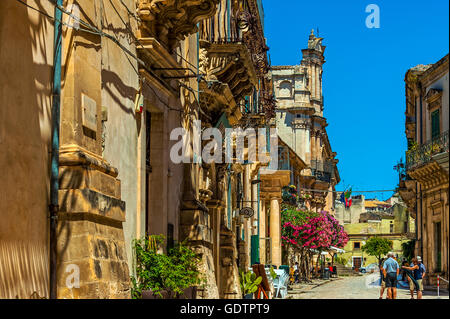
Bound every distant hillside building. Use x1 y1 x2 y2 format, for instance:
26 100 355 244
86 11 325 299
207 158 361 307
336 194 415 270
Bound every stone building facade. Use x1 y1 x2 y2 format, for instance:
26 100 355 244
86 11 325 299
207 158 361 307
335 194 415 270
341 205 415 271
271 30 340 214
398 53 449 287
0 0 283 299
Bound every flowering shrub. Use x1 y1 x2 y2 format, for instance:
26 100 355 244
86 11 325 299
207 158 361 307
281 210 348 251
326 213 349 248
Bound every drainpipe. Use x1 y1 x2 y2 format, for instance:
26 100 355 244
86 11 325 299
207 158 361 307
257 172 260 240
49 0 63 299
419 87 424 260
226 0 231 41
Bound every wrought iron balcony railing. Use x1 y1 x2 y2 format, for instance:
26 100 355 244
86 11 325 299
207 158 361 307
310 160 334 183
406 130 449 171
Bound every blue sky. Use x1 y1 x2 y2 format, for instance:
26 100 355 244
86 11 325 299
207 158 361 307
263 0 449 200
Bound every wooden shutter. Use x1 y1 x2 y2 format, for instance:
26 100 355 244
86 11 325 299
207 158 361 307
431 109 440 139
251 235 260 266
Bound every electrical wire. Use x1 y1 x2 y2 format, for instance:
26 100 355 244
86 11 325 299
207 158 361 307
13 0 253 119
118 0 140 22
298 188 397 194
14 0 185 113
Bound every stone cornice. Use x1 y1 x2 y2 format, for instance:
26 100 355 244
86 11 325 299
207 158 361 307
418 54 449 87
59 144 119 178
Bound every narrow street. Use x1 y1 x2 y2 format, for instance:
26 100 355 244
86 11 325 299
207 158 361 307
289 275 449 299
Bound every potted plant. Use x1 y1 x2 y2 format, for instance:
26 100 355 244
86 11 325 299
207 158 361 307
239 270 262 299
269 266 278 280
131 235 204 299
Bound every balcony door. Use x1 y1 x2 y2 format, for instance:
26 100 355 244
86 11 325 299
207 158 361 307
435 222 442 272
431 109 440 140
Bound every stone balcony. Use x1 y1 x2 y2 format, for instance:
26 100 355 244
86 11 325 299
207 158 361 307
136 0 219 50
198 39 258 125
406 130 449 189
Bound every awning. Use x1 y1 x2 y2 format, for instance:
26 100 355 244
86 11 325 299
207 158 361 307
329 246 345 253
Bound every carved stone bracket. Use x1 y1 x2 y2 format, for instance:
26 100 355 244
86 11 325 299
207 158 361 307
199 40 257 106
137 0 219 49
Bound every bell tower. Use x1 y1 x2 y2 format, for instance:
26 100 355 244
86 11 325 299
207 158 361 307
301 29 326 116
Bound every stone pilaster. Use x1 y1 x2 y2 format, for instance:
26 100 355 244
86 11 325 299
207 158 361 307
180 201 219 299
57 0 130 298
56 145 130 299
219 227 242 299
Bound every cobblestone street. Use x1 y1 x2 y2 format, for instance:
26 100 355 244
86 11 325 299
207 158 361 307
288 275 449 299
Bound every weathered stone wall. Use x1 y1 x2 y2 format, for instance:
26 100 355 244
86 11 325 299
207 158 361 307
99 0 142 279
56 147 130 298
56 0 132 298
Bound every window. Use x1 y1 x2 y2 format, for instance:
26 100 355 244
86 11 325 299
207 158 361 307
353 242 361 249
145 111 152 171
431 109 440 139
435 222 442 272
167 223 174 251
279 81 292 98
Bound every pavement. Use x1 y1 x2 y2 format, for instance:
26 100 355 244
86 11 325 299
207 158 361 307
287 273 450 299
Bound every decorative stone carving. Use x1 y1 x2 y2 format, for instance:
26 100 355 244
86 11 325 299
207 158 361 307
137 0 219 49
199 40 257 121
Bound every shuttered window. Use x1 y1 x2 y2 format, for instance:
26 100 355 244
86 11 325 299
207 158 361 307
431 109 440 140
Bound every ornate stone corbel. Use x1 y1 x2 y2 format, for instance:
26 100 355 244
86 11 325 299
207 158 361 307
137 0 219 49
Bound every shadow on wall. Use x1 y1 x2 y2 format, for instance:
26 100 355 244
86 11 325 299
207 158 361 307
0 242 49 299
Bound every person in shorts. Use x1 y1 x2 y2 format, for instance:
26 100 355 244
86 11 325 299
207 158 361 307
379 258 386 299
383 252 400 299
402 256 426 299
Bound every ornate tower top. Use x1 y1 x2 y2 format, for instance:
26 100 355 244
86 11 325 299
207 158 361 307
307 29 325 53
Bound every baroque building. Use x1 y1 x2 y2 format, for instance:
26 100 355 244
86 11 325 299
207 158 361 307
0 0 284 299
398 53 449 288
271 30 340 214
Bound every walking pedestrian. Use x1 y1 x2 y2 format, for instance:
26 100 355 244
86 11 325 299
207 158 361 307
383 252 400 299
379 258 386 299
402 256 426 299
294 262 299 283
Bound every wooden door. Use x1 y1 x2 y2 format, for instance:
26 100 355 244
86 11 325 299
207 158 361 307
353 257 362 271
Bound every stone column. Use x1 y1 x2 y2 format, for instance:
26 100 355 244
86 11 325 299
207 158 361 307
251 182 258 236
243 166 251 269
270 197 282 267
259 199 266 265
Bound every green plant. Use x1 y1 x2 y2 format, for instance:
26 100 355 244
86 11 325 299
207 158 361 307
334 256 348 266
239 270 262 296
269 266 277 280
401 240 416 262
131 235 204 299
